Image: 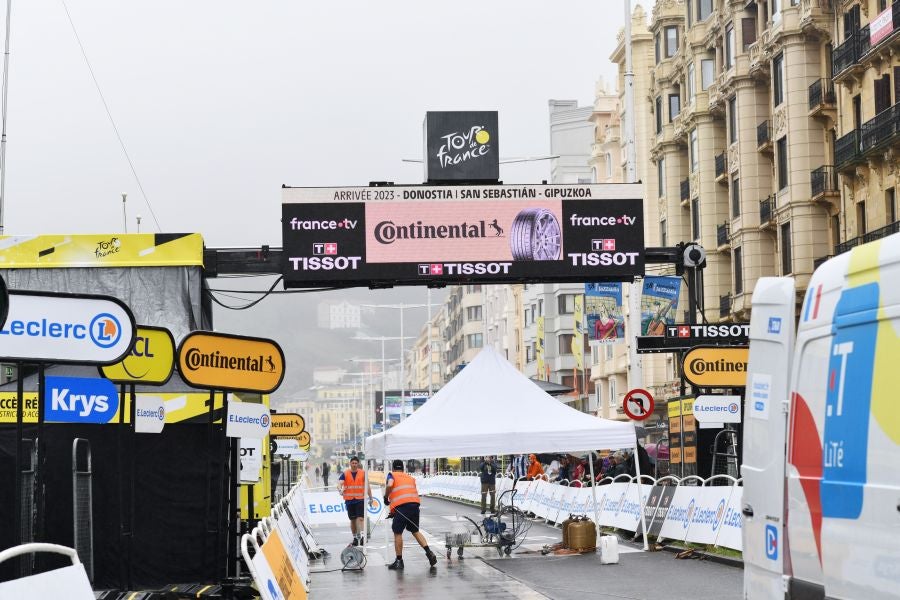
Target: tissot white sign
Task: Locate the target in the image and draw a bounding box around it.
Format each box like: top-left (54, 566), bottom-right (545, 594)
top-left (693, 395), bottom-right (742, 423)
top-left (0, 291), bottom-right (135, 364)
top-left (240, 438), bottom-right (263, 483)
top-left (225, 401), bottom-right (271, 439)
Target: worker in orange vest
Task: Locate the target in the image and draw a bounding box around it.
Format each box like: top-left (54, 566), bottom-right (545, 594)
top-left (384, 459), bottom-right (437, 570)
top-left (337, 456), bottom-right (374, 546)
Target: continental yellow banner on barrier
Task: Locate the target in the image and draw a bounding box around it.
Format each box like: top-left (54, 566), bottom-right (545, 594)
top-left (0, 391), bottom-right (234, 424)
top-left (0, 233), bottom-right (203, 268)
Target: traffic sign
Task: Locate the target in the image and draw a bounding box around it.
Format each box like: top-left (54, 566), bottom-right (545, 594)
top-left (270, 413), bottom-right (305, 437)
top-left (622, 388), bottom-right (654, 421)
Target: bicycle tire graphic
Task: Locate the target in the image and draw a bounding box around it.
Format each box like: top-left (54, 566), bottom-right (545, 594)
top-left (509, 208), bottom-right (561, 261)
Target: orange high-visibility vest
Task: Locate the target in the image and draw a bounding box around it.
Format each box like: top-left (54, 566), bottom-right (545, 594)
top-left (342, 469), bottom-right (365, 501)
top-left (387, 472), bottom-right (420, 509)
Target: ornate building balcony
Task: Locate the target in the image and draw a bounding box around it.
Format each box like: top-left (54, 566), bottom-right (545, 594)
top-left (834, 130), bottom-right (862, 171)
top-left (757, 120), bottom-right (772, 153)
top-left (808, 78), bottom-right (836, 119)
top-left (760, 194), bottom-right (776, 228)
top-left (811, 165), bottom-right (839, 202)
top-left (717, 222), bottom-right (730, 250)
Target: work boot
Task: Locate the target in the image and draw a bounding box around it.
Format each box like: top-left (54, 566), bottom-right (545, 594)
top-left (387, 557), bottom-right (404, 570)
top-left (425, 549), bottom-right (438, 568)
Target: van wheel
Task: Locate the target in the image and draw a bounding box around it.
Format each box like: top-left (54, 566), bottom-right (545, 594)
top-left (509, 208), bottom-right (561, 261)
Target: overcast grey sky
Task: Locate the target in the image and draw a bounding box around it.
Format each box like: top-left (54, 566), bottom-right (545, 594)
top-left (3, 1), bottom-right (632, 247)
top-left (3, 1), bottom-right (643, 396)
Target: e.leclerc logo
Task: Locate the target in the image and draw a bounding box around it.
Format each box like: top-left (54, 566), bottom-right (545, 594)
top-left (0, 311), bottom-right (122, 350)
top-left (44, 376), bottom-right (119, 424)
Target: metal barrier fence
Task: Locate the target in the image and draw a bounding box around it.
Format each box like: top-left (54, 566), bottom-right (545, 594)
top-left (421, 472), bottom-right (743, 552)
top-left (241, 481), bottom-right (321, 600)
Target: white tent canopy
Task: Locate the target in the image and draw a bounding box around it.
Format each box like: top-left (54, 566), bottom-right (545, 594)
top-left (364, 346), bottom-right (637, 460)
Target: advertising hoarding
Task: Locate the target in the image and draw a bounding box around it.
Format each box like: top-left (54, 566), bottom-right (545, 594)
top-left (682, 346), bottom-right (750, 388)
top-left (100, 326), bottom-right (175, 385)
top-left (226, 401), bottom-right (271, 439)
top-left (640, 276), bottom-right (681, 336)
top-left (0, 291), bottom-right (136, 364)
top-left (282, 184), bottom-right (644, 288)
top-left (177, 331), bottom-right (285, 393)
top-left (135, 395), bottom-right (166, 433)
top-left (0, 233), bottom-right (203, 268)
top-left (44, 376), bottom-right (120, 424)
top-left (585, 282), bottom-right (624, 343)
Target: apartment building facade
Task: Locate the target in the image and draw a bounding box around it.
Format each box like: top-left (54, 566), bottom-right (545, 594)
top-left (443, 284), bottom-right (486, 377)
top-left (829, 0), bottom-right (900, 260)
top-left (404, 309), bottom-right (446, 392)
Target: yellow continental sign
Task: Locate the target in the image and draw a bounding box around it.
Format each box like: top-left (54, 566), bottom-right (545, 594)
top-left (0, 391), bottom-right (227, 424)
top-left (270, 413), bottom-right (305, 437)
top-left (100, 326), bottom-right (175, 384)
top-left (0, 233), bottom-right (203, 268)
top-left (682, 346), bottom-right (750, 388)
top-left (177, 332), bottom-right (285, 393)
top-left (297, 431), bottom-right (311, 447)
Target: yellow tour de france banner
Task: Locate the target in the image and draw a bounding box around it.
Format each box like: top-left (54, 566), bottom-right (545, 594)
top-left (0, 391), bottom-right (271, 424)
top-left (0, 233), bottom-right (203, 268)
top-left (100, 326), bottom-right (176, 385)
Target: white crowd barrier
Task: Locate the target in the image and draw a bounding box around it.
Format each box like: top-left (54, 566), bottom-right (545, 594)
top-left (422, 473), bottom-right (743, 552)
top-left (242, 482), bottom-right (319, 600)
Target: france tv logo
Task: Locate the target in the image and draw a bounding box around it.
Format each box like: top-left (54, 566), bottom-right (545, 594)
top-left (89, 313), bottom-right (122, 349)
top-left (765, 524), bottom-right (778, 560)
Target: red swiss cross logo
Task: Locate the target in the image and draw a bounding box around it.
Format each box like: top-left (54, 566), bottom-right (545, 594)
top-left (678, 325), bottom-right (691, 337)
top-left (324, 243), bottom-right (338, 255)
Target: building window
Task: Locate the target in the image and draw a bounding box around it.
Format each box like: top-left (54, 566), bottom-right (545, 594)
top-left (466, 306), bottom-right (482, 321)
top-left (690, 129), bottom-right (699, 172)
top-left (734, 247), bottom-right (743, 295)
top-left (697, 0), bottom-right (712, 21)
top-left (605, 153), bottom-right (612, 178)
top-left (772, 0), bottom-right (780, 21)
top-left (655, 96), bottom-right (663, 134)
top-left (888, 188), bottom-right (897, 223)
top-left (832, 215), bottom-right (841, 249)
top-left (669, 93), bottom-right (681, 122)
top-left (526, 344), bottom-right (534, 362)
top-left (781, 222), bottom-right (793, 275)
top-left (731, 177), bottom-right (740, 218)
top-left (742, 18), bottom-right (757, 50)
top-left (777, 137), bottom-right (788, 190)
top-left (608, 377), bottom-right (617, 407)
top-left (725, 24), bottom-right (735, 69)
top-left (687, 62), bottom-right (696, 102)
top-left (728, 96), bottom-right (737, 144)
top-left (558, 294), bottom-right (577, 315)
top-left (773, 54), bottom-right (784, 106)
top-left (691, 197), bottom-right (701, 240)
top-left (665, 26), bottom-right (679, 58)
top-left (538, 299), bottom-right (543, 316)
top-left (701, 59), bottom-right (715, 90)
top-left (655, 33), bottom-right (661, 64)
top-left (857, 200), bottom-right (867, 235)
top-left (660, 218), bottom-right (668, 246)
top-left (466, 333), bottom-right (483, 349)
top-left (657, 158), bottom-right (665, 198)
top-left (558, 334), bottom-right (575, 355)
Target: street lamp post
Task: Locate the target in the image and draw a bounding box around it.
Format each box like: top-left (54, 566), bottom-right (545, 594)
top-left (362, 302), bottom-right (440, 422)
top-left (354, 334), bottom-right (413, 430)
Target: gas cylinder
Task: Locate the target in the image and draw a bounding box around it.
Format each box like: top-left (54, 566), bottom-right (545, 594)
top-left (567, 518), bottom-right (597, 552)
top-left (561, 514), bottom-right (577, 548)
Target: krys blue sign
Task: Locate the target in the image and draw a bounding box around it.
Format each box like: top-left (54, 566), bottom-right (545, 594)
top-left (44, 376), bottom-right (119, 424)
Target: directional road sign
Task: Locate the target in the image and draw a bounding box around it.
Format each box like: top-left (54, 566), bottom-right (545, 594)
top-left (622, 388), bottom-right (654, 421)
top-left (271, 413), bottom-right (305, 438)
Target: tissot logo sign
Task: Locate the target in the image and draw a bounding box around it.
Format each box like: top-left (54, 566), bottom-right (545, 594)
top-left (177, 331), bottom-right (285, 393)
top-left (282, 183), bottom-right (644, 288)
top-left (44, 375), bottom-right (119, 424)
top-left (0, 291), bottom-right (135, 364)
top-left (424, 111), bottom-right (499, 183)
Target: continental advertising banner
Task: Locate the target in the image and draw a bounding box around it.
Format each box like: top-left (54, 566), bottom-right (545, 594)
top-left (281, 184), bottom-right (644, 287)
top-left (0, 233), bottom-right (203, 268)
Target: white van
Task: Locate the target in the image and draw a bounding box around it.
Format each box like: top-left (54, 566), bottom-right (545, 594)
top-left (742, 233), bottom-right (900, 600)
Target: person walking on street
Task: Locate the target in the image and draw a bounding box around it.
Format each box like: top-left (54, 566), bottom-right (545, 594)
top-left (526, 454), bottom-right (544, 480)
top-left (479, 456), bottom-right (498, 514)
top-left (322, 461), bottom-right (331, 489)
top-left (337, 456), bottom-right (373, 546)
top-left (384, 459), bottom-right (438, 570)
top-left (314, 465), bottom-right (320, 481)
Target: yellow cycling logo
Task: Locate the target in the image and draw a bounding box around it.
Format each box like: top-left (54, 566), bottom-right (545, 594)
top-left (101, 326), bottom-right (175, 385)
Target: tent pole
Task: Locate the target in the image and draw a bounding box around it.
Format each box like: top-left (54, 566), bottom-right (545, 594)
top-left (383, 461), bottom-right (389, 558)
top-left (588, 454), bottom-right (600, 552)
top-left (634, 439), bottom-right (650, 551)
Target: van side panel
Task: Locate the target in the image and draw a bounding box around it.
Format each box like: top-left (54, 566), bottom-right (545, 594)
top-left (742, 277), bottom-right (796, 600)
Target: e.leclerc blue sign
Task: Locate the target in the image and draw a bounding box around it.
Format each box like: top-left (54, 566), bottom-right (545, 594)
top-left (44, 375), bottom-right (119, 424)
